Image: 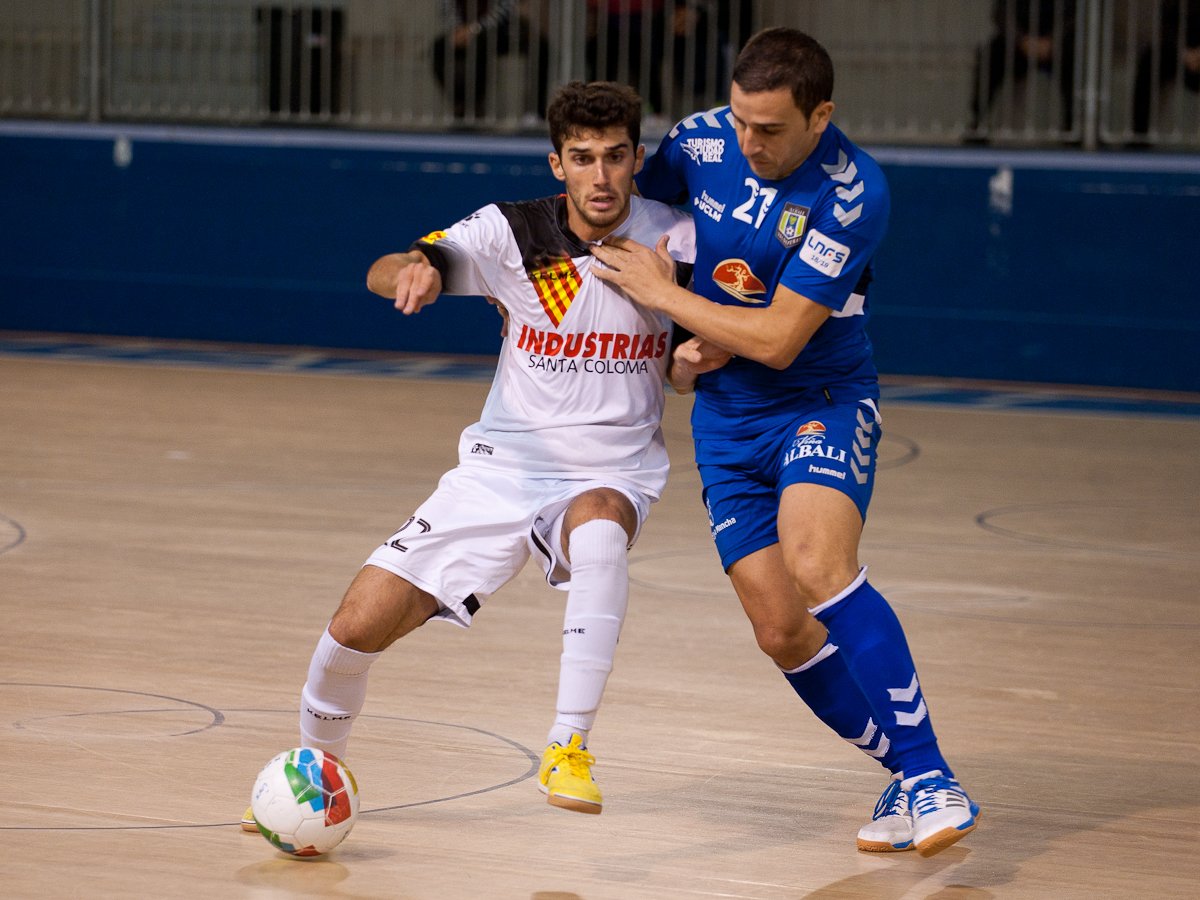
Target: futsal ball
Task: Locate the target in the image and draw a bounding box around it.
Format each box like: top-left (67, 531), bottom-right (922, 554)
top-left (249, 748), bottom-right (359, 857)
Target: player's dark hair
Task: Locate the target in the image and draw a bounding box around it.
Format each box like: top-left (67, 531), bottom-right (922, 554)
top-left (732, 27), bottom-right (834, 117)
top-left (547, 81), bottom-right (642, 154)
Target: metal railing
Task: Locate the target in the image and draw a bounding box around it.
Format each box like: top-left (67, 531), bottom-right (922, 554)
top-left (0, 0), bottom-right (1196, 148)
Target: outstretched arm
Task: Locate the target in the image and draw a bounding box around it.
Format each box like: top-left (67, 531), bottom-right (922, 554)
top-left (591, 236), bottom-right (831, 371)
top-left (365, 251), bottom-right (444, 315)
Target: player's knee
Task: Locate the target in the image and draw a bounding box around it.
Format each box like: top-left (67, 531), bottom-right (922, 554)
top-left (750, 617), bottom-right (825, 669)
top-left (564, 489), bottom-right (636, 539)
top-left (751, 623), bottom-right (791, 663)
top-left (786, 557), bottom-right (860, 609)
top-left (329, 581), bottom-right (437, 653)
top-left (327, 614), bottom-right (385, 654)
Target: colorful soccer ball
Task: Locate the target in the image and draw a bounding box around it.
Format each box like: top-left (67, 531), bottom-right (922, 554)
top-left (249, 748), bottom-right (359, 857)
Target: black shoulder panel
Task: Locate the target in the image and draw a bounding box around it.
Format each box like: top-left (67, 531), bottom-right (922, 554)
top-left (496, 196), bottom-right (590, 274)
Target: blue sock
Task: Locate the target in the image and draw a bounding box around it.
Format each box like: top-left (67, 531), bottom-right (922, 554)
top-left (781, 642), bottom-right (898, 771)
top-left (812, 569), bottom-right (951, 780)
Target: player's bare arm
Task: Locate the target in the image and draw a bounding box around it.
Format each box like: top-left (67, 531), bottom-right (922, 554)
top-left (368, 251), bottom-right (509, 331)
top-left (592, 236), bottom-right (832, 370)
top-left (667, 336), bottom-right (733, 394)
top-left (365, 250), bottom-right (444, 315)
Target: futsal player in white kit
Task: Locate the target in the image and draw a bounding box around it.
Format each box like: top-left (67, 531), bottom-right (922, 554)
top-left (243, 81), bottom-right (695, 824)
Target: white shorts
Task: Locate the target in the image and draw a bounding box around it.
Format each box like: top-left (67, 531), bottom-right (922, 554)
top-left (364, 464), bottom-right (652, 628)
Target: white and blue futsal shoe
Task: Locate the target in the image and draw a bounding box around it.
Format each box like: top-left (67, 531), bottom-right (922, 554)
top-left (857, 775), bottom-right (914, 852)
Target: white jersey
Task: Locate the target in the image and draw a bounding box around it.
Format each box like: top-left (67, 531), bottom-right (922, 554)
top-left (413, 194), bottom-right (696, 499)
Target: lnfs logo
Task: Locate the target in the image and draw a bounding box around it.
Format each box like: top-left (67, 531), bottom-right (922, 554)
top-left (799, 228), bottom-right (851, 278)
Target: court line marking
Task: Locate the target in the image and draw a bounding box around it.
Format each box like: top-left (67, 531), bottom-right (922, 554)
top-left (0, 688), bottom-right (538, 832)
top-left (0, 513), bottom-right (25, 557)
top-left (2, 335), bottom-right (1198, 419)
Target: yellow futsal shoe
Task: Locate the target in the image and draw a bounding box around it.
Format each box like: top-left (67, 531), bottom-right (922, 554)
top-left (241, 805), bottom-right (258, 833)
top-left (538, 734), bottom-right (602, 814)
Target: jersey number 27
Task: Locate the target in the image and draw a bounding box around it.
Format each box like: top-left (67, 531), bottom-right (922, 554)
top-left (732, 178), bottom-right (778, 229)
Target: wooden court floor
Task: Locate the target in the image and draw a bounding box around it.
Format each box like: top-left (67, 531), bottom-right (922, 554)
top-left (2, 337), bottom-right (1198, 899)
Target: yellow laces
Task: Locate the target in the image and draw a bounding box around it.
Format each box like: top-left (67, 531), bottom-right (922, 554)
top-left (551, 743), bottom-right (596, 777)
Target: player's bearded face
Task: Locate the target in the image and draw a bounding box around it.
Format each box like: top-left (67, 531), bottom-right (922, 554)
top-left (550, 127), bottom-right (645, 241)
top-left (731, 84), bottom-right (833, 181)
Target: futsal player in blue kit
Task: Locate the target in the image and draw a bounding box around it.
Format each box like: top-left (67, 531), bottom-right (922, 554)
top-left (591, 27), bottom-right (980, 856)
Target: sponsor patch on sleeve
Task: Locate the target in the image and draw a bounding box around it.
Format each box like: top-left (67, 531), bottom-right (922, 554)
top-left (798, 228), bottom-right (851, 278)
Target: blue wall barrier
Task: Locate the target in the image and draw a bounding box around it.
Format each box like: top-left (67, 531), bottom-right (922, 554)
top-left (2, 121), bottom-right (1198, 391)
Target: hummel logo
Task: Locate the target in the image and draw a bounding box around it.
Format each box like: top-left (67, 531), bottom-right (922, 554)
top-left (821, 149), bottom-right (858, 184)
top-left (848, 717), bottom-right (892, 759)
top-left (851, 408), bottom-right (875, 485)
top-left (822, 149), bottom-right (864, 226)
top-left (889, 674), bottom-right (929, 727)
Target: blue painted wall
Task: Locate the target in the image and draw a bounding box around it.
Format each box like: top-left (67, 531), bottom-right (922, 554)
top-left (2, 122), bottom-right (1198, 391)
top-left (870, 149), bottom-right (1200, 392)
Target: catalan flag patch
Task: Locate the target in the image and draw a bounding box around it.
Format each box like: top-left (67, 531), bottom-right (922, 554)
top-left (529, 257), bottom-right (581, 327)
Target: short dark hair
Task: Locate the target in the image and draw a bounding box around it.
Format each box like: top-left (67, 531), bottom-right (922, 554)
top-left (732, 27), bottom-right (834, 118)
top-left (546, 81), bottom-right (642, 154)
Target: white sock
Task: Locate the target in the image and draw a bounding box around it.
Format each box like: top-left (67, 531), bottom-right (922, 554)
top-left (299, 627), bottom-right (381, 760)
top-left (548, 519), bottom-right (629, 748)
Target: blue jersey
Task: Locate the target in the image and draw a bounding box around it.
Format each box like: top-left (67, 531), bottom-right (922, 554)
top-left (637, 110), bottom-right (890, 438)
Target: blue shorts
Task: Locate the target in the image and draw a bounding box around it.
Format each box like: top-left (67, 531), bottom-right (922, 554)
top-left (694, 398), bottom-right (882, 570)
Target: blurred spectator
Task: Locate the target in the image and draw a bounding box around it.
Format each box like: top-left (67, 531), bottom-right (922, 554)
top-left (969, 0), bottom-right (1079, 135)
top-left (587, 1), bottom-right (667, 112)
top-left (670, 3), bottom-right (709, 97)
top-left (586, 1), bottom-right (745, 116)
top-left (669, 1), bottom-right (746, 103)
top-left (1132, 0), bottom-right (1200, 136)
top-left (432, 0), bottom-right (550, 119)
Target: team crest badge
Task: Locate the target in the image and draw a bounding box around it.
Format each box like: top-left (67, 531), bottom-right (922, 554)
top-left (775, 203), bottom-right (810, 248)
top-left (712, 259), bottom-right (767, 304)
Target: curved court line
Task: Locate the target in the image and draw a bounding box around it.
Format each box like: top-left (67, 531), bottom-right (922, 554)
top-left (627, 548), bottom-right (731, 597)
top-left (3, 682), bottom-right (225, 735)
top-left (14, 707), bottom-right (229, 737)
top-left (882, 587), bottom-right (1200, 630)
top-left (1, 704), bottom-right (537, 832)
top-left (0, 513), bottom-right (27, 556)
top-left (337, 712), bottom-right (540, 815)
top-left (976, 501), bottom-right (1197, 560)
top-left (628, 434), bottom-right (919, 594)
top-left (886, 605), bottom-right (1200, 630)
top-left (878, 432), bottom-right (920, 470)
top-left (631, 544), bottom-right (1200, 629)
